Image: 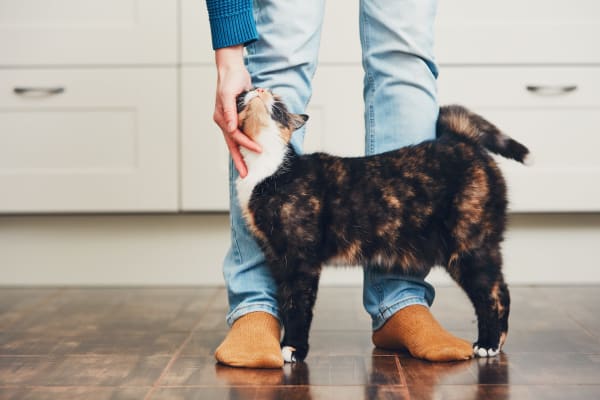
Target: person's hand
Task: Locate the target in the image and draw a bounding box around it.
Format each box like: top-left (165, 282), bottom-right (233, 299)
top-left (213, 45), bottom-right (261, 178)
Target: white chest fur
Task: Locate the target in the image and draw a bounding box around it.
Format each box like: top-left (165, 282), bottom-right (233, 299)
top-left (235, 121), bottom-right (288, 211)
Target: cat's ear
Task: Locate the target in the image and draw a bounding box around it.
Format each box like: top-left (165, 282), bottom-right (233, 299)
top-left (291, 114), bottom-right (309, 130)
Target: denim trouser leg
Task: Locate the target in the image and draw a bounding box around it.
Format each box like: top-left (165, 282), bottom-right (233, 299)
top-left (360, 0), bottom-right (439, 330)
top-left (224, 0), bottom-right (439, 331)
top-left (223, 0), bottom-right (325, 326)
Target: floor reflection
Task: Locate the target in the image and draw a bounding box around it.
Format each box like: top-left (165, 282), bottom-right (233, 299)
top-left (213, 352), bottom-right (510, 400)
top-left (400, 352), bottom-right (510, 400)
top-left (215, 362), bottom-right (313, 400)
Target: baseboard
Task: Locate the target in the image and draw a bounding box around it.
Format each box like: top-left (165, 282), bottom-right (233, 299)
top-left (1, 213), bottom-right (599, 285)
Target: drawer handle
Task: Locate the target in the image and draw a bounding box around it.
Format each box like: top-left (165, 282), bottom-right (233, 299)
top-left (526, 85), bottom-right (577, 96)
top-left (13, 87), bottom-right (65, 96)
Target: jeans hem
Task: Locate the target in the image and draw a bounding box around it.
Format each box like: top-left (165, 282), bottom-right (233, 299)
top-left (371, 296), bottom-right (430, 331)
top-left (226, 303), bottom-right (281, 327)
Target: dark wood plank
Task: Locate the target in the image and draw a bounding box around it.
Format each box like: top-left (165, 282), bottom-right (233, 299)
top-left (150, 386), bottom-right (410, 400)
top-left (0, 387), bottom-right (149, 400)
top-left (0, 355), bottom-right (170, 386)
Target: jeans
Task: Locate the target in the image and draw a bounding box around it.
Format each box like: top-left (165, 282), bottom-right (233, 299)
top-left (223, 0), bottom-right (438, 330)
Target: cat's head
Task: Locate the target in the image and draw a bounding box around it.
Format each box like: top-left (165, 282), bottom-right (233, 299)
top-left (236, 88), bottom-right (308, 144)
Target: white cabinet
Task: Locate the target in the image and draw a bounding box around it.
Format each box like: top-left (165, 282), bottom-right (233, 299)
top-left (0, 68), bottom-right (178, 212)
top-left (0, 0), bottom-right (178, 213)
top-left (0, 0), bottom-right (177, 65)
top-left (2, 0), bottom-right (599, 212)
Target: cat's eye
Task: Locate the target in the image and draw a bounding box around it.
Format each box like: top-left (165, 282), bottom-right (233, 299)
top-left (271, 101), bottom-right (290, 126)
top-left (236, 91), bottom-right (249, 113)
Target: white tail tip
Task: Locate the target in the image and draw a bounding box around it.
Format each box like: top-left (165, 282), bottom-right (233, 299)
top-left (523, 153), bottom-right (535, 166)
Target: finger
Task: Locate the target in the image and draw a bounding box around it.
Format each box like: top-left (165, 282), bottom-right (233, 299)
top-left (224, 134), bottom-right (248, 178)
top-left (222, 98), bottom-right (238, 134)
top-left (230, 129), bottom-right (262, 153)
top-left (213, 106), bottom-right (232, 133)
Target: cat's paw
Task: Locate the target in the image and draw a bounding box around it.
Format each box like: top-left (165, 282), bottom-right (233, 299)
top-left (473, 332), bottom-right (506, 358)
top-left (473, 344), bottom-right (500, 357)
top-left (281, 346), bottom-right (297, 363)
top-left (281, 342), bottom-right (308, 362)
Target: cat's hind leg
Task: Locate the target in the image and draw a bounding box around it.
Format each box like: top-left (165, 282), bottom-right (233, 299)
top-left (447, 245), bottom-right (510, 357)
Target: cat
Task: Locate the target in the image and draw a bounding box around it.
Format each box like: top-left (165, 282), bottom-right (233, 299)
top-left (235, 87), bottom-right (529, 363)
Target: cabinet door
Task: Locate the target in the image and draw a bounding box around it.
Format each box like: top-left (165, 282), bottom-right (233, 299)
top-left (0, 0), bottom-right (177, 65)
top-left (438, 67), bottom-right (600, 212)
top-left (0, 68), bottom-right (178, 212)
top-left (436, 0), bottom-right (600, 64)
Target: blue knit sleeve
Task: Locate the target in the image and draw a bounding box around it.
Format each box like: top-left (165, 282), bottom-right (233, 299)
top-left (205, 0), bottom-right (258, 50)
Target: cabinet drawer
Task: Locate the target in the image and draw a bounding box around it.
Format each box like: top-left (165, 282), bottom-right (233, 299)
top-left (0, 68), bottom-right (177, 212)
top-left (0, 0), bottom-right (177, 65)
top-left (436, 0), bottom-right (600, 64)
top-left (438, 67), bottom-right (600, 212)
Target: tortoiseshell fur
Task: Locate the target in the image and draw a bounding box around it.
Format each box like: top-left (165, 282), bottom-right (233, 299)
top-left (236, 89), bottom-right (529, 362)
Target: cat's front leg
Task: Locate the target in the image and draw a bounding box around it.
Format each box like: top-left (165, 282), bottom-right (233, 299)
top-left (276, 263), bottom-right (322, 363)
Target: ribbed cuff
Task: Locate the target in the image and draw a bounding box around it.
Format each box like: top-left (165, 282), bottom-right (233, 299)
top-left (210, 8), bottom-right (258, 50)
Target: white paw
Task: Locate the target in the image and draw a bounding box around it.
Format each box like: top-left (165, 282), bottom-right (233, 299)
top-left (473, 345), bottom-right (500, 357)
top-left (281, 346), bottom-right (297, 363)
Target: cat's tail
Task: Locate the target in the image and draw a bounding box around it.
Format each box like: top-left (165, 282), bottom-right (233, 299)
top-left (436, 105), bottom-right (530, 164)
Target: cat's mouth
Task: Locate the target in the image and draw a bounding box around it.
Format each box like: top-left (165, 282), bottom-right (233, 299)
top-left (236, 88), bottom-right (274, 113)
top-left (236, 88), bottom-right (276, 141)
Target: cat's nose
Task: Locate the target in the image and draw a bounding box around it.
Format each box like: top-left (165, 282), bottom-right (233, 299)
top-left (256, 88), bottom-right (265, 93)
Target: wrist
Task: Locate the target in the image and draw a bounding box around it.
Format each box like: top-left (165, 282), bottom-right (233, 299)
top-left (215, 45), bottom-right (245, 71)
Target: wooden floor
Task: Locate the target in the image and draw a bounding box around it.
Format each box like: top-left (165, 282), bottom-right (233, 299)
top-left (1, 285), bottom-right (599, 399)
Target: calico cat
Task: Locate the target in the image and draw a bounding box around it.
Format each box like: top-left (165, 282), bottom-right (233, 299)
top-left (235, 87), bottom-right (529, 363)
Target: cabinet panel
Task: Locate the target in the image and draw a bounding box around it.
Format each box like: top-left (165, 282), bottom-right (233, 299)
top-left (0, 68), bottom-right (178, 212)
top-left (438, 67), bottom-right (600, 212)
top-left (436, 0), bottom-right (600, 64)
top-left (180, 66), bottom-right (229, 211)
top-left (0, 0), bottom-right (177, 65)
top-left (180, 0), bottom-right (213, 64)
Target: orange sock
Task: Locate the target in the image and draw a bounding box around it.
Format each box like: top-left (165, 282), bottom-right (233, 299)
top-left (215, 312), bottom-right (284, 368)
top-left (372, 305), bottom-right (473, 362)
